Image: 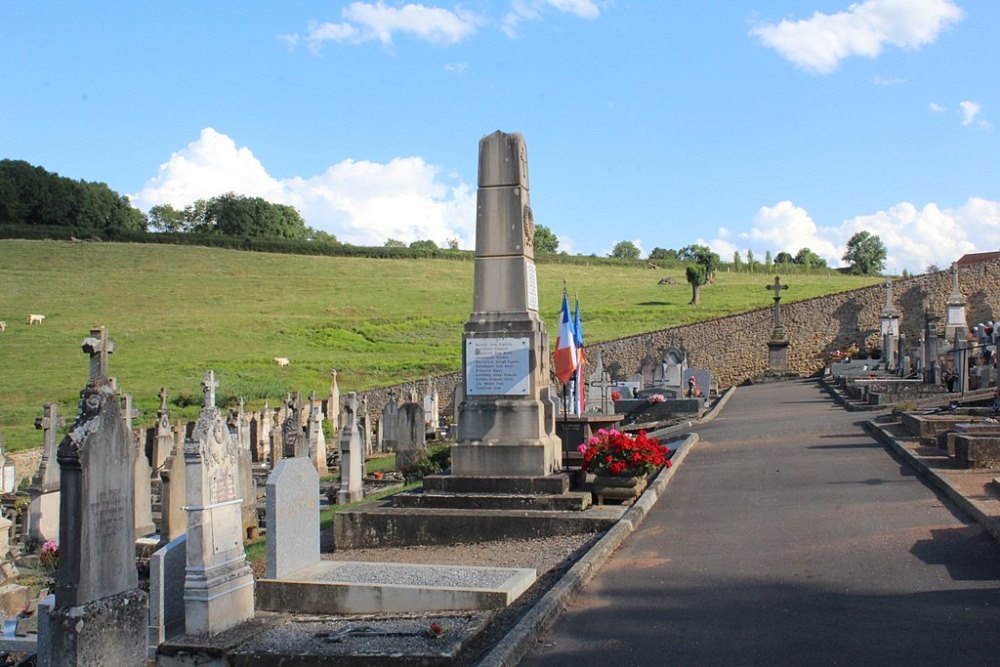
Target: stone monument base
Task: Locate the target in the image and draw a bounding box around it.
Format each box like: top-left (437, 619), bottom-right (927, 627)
top-left (450, 442), bottom-right (563, 480)
top-left (767, 338), bottom-right (790, 370)
top-left (423, 471), bottom-right (570, 495)
top-left (48, 589), bottom-right (148, 666)
top-left (184, 559), bottom-right (255, 636)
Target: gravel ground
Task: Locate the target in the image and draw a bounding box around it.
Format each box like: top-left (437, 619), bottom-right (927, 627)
top-left (249, 531), bottom-right (604, 665)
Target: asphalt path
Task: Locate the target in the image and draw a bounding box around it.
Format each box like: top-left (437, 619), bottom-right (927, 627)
top-left (520, 379), bottom-right (1000, 666)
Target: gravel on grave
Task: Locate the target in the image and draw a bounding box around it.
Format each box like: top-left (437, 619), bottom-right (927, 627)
top-left (245, 532), bottom-right (603, 665)
top-left (316, 561), bottom-right (521, 589)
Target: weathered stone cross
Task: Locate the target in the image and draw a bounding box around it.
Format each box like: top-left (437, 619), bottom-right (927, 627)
top-left (765, 276), bottom-right (789, 331)
top-left (34, 403), bottom-right (65, 450)
top-left (81, 326), bottom-right (114, 383)
top-left (202, 370), bottom-right (219, 408)
top-left (587, 369), bottom-right (614, 413)
top-left (158, 387), bottom-right (169, 414)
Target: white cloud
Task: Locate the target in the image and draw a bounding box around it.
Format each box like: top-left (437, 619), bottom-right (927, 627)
top-left (703, 197), bottom-right (1000, 275)
top-left (929, 102), bottom-right (946, 112)
top-left (960, 100), bottom-right (981, 125)
top-left (503, 0), bottom-right (600, 38)
top-left (131, 128), bottom-right (477, 248)
top-left (283, 2), bottom-right (480, 51)
top-left (751, 0), bottom-right (963, 74)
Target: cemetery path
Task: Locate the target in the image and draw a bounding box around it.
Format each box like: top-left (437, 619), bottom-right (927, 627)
top-left (520, 378), bottom-right (1000, 666)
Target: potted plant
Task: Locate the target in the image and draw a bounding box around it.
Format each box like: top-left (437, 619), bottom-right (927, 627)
top-left (577, 429), bottom-right (672, 502)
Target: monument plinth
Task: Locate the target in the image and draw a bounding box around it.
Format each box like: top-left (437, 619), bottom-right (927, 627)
top-left (445, 131), bottom-right (563, 490)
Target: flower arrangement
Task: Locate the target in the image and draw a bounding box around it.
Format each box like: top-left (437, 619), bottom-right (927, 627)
top-left (611, 390), bottom-right (622, 401)
top-left (39, 540), bottom-right (59, 572)
top-left (577, 428), bottom-right (671, 477)
top-left (647, 394), bottom-right (666, 404)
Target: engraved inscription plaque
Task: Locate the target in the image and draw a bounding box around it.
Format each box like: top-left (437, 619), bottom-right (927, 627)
top-left (525, 260), bottom-right (539, 311)
top-left (211, 502), bottom-right (243, 555)
top-left (466, 337), bottom-right (530, 395)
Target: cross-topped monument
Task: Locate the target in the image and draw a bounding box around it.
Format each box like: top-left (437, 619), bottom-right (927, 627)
top-left (766, 275), bottom-right (789, 334)
top-left (202, 370), bottom-right (219, 408)
top-left (158, 387), bottom-right (169, 416)
top-left (81, 326), bottom-right (114, 384)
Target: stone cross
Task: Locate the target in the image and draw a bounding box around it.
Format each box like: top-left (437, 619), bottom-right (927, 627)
top-left (765, 276), bottom-right (789, 331)
top-left (587, 369), bottom-right (614, 414)
top-left (202, 370), bottom-right (218, 408)
top-left (34, 403), bottom-right (65, 451)
top-left (158, 387), bottom-right (169, 416)
top-left (81, 326), bottom-right (114, 383)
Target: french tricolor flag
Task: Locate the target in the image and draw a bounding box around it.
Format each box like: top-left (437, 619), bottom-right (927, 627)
top-left (554, 289), bottom-right (578, 386)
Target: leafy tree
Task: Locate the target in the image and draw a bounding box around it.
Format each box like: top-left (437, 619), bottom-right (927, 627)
top-left (732, 251), bottom-right (742, 272)
top-left (691, 245), bottom-right (720, 280)
top-left (610, 240), bottom-right (640, 260)
top-left (409, 239), bottom-right (438, 251)
top-left (926, 264), bottom-right (940, 273)
top-left (774, 251), bottom-right (794, 265)
top-left (676, 244), bottom-right (700, 261)
top-left (446, 237), bottom-right (461, 250)
top-left (533, 224), bottom-right (559, 254)
top-left (795, 247), bottom-right (827, 269)
top-left (149, 204), bottom-right (187, 232)
top-left (764, 250), bottom-right (773, 272)
top-left (384, 238), bottom-right (406, 248)
top-left (842, 231), bottom-right (886, 275)
top-left (685, 264), bottom-right (707, 305)
top-left (648, 247), bottom-right (678, 261)
top-left (306, 228), bottom-right (338, 244)
top-left (746, 249), bottom-right (755, 272)
top-left (204, 193), bottom-right (308, 238)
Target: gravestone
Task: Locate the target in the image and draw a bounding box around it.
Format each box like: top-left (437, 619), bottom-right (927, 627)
top-left (682, 367), bottom-right (712, 398)
top-left (338, 393), bottom-right (364, 504)
top-left (944, 263), bottom-right (968, 342)
top-left (327, 369), bottom-right (341, 434)
top-left (133, 430), bottom-right (155, 538)
top-left (150, 388), bottom-right (174, 472)
top-left (0, 439), bottom-right (14, 493)
top-left (360, 396), bottom-right (373, 457)
top-left (229, 397), bottom-right (259, 541)
top-left (261, 402), bottom-right (275, 465)
top-left (656, 347), bottom-right (687, 388)
top-left (382, 393), bottom-right (400, 455)
top-left (423, 376), bottom-right (439, 433)
top-left (396, 402), bottom-right (427, 471)
top-left (450, 131), bottom-right (562, 487)
top-left (27, 403), bottom-right (63, 543)
top-left (880, 278), bottom-right (901, 369)
top-left (148, 534), bottom-right (186, 653)
top-left (585, 349), bottom-right (614, 414)
top-left (49, 327), bottom-right (147, 665)
top-left (182, 370), bottom-right (254, 635)
top-left (307, 394), bottom-right (329, 476)
top-left (281, 395), bottom-right (308, 459)
top-left (266, 457), bottom-right (320, 579)
top-left (158, 428), bottom-right (187, 546)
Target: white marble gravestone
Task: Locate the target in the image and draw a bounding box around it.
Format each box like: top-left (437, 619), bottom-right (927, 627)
top-left (182, 370), bottom-right (254, 635)
top-left (265, 457), bottom-right (320, 579)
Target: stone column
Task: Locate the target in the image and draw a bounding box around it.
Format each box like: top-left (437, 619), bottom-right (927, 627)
top-left (447, 131), bottom-right (563, 490)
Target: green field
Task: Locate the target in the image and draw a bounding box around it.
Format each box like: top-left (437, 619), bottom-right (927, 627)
top-left (0, 240), bottom-right (879, 451)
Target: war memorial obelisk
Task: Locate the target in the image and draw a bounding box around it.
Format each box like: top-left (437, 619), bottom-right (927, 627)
top-left (438, 131), bottom-right (565, 492)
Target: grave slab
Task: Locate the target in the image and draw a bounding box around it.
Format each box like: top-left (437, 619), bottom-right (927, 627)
top-left (256, 560), bottom-right (536, 614)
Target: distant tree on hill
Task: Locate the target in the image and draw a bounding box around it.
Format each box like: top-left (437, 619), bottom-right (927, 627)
top-left (764, 250), bottom-right (773, 272)
top-left (732, 251), bottom-right (742, 272)
top-left (446, 237), bottom-right (461, 250)
top-left (385, 238), bottom-right (406, 248)
top-left (795, 247), bottom-right (827, 269)
top-left (648, 247), bottom-right (679, 261)
top-left (533, 225), bottom-right (559, 254)
top-left (0, 159), bottom-right (146, 232)
top-left (610, 240), bottom-right (640, 260)
top-left (842, 231), bottom-right (886, 275)
top-left (409, 239), bottom-right (438, 251)
top-left (774, 251), bottom-right (794, 265)
top-left (203, 193), bottom-right (308, 239)
top-left (148, 204), bottom-right (188, 232)
top-left (746, 249), bottom-right (755, 272)
top-left (686, 264), bottom-right (707, 305)
top-left (691, 245), bottom-right (720, 280)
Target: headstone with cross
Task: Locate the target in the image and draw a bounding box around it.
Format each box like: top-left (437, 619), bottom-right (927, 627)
top-left (307, 395), bottom-right (329, 475)
top-left (27, 403), bottom-right (65, 542)
top-left (33, 403), bottom-right (64, 491)
top-left (585, 350), bottom-right (615, 413)
top-left (327, 369), bottom-right (341, 433)
top-left (81, 326), bottom-right (114, 385)
top-left (338, 392), bottom-right (363, 504)
top-left (49, 327), bottom-right (147, 664)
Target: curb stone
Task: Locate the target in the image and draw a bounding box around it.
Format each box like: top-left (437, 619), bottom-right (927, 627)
top-left (477, 431), bottom-right (699, 667)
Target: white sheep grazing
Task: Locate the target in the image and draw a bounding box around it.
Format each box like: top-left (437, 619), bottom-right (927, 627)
top-left (273, 357), bottom-right (290, 367)
top-left (0, 321), bottom-right (6, 332)
top-left (27, 314), bottom-right (45, 325)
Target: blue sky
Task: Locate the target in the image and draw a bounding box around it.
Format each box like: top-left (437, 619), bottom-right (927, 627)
top-left (2, 0), bottom-right (996, 273)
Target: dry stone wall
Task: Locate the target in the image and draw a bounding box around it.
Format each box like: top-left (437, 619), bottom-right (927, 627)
top-left (354, 260), bottom-right (1000, 416)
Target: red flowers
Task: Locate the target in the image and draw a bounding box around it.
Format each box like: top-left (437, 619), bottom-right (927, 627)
top-left (577, 428), bottom-right (671, 477)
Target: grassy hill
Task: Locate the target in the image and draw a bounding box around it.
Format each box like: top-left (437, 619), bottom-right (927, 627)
top-left (0, 240), bottom-right (880, 451)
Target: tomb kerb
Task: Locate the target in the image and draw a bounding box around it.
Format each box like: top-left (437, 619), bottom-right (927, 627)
top-left (449, 131), bottom-right (562, 488)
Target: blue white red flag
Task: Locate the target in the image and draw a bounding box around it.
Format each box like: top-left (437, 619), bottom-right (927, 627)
top-left (554, 290), bottom-right (578, 386)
